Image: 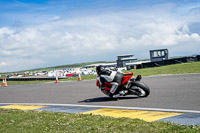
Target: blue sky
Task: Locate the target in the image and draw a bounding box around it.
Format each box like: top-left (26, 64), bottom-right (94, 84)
top-left (0, 0), bottom-right (200, 72)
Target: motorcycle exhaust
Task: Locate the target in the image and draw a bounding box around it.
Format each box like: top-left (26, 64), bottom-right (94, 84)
top-left (135, 75), bottom-right (142, 81)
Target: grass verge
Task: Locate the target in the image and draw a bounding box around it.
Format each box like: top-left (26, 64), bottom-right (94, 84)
top-left (1, 61), bottom-right (200, 85)
top-left (125, 61), bottom-right (200, 76)
top-left (2, 80), bottom-right (53, 85)
top-left (0, 109), bottom-right (199, 133)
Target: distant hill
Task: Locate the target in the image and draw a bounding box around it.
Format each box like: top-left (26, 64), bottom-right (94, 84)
top-left (1, 61), bottom-right (115, 74)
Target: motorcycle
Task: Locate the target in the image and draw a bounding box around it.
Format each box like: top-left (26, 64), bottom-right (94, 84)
top-left (96, 73), bottom-right (150, 98)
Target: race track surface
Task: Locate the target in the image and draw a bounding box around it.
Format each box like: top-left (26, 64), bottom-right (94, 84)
top-left (1, 73), bottom-right (200, 111)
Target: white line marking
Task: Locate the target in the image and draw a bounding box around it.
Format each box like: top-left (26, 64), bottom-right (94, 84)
top-left (1, 103), bottom-right (200, 113)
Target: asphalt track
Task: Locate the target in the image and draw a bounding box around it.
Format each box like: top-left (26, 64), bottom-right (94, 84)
top-left (0, 73), bottom-right (200, 125)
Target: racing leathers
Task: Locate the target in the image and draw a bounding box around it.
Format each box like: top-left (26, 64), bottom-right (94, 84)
top-left (97, 68), bottom-right (124, 97)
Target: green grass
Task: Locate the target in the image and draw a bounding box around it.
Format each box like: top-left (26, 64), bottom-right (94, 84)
top-left (59, 61), bottom-right (200, 80)
top-left (0, 109), bottom-right (199, 133)
top-left (1, 61), bottom-right (200, 85)
top-left (1, 76), bottom-right (97, 85)
top-left (63, 75), bottom-right (96, 81)
top-left (3, 80), bottom-right (54, 85)
top-left (125, 61), bottom-right (200, 76)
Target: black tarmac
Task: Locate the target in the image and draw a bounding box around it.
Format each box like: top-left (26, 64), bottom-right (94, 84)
top-left (0, 73), bottom-right (200, 111)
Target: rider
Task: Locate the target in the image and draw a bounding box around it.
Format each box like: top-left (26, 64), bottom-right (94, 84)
top-left (96, 65), bottom-right (126, 98)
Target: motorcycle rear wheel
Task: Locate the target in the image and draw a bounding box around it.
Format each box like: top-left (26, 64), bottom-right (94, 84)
top-left (130, 81), bottom-right (150, 97)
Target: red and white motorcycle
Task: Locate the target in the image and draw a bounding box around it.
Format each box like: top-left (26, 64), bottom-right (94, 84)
top-left (96, 73), bottom-right (150, 98)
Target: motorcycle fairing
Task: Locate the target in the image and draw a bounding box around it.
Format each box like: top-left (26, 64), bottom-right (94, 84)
top-left (121, 73), bottom-right (134, 85)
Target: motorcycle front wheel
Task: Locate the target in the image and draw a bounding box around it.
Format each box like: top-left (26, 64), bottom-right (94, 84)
top-left (129, 81), bottom-right (150, 97)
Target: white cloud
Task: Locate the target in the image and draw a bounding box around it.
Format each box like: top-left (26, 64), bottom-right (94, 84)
top-left (0, 3), bottom-right (200, 72)
top-left (49, 16), bottom-right (61, 21)
top-left (0, 27), bottom-right (15, 35)
top-left (0, 62), bottom-right (7, 66)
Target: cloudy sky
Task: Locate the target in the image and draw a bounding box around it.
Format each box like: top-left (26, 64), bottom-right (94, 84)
top-left (0, 0), bottom-right (200, 72)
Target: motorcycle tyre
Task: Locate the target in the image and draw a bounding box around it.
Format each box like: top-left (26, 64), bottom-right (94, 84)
top-left (130, 81), bottom-right (150, 97)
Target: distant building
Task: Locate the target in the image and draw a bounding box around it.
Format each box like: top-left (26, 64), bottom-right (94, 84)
top-left (116, 54), bottom-right (137, 68)
top-left (84, 63), bottom-right (117, 69)
top-left (150, 49), bottom-right (169, 62)
top-left (125, 60), bottom-right (150, 70)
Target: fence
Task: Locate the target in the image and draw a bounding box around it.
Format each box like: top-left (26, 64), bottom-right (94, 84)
top-left (142, 55), bottom-right (200, 68)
